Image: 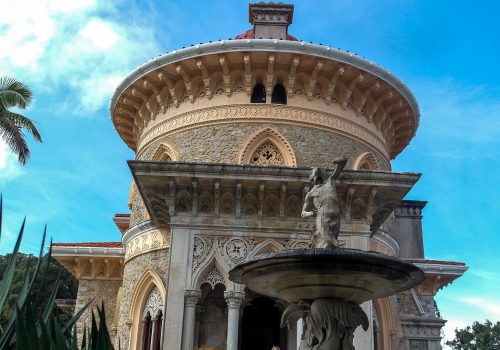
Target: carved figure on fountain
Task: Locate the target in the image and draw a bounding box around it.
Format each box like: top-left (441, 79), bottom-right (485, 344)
top-left (301, 158), bottom-right (348, 248)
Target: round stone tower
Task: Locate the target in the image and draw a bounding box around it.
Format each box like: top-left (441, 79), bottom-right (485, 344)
top-left (109, 3), bottom-right (431, 350)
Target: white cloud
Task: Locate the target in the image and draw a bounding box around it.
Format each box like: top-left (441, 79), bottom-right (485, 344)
top-left (460, 297), bottom-right (500, 319)
top-left (0, 141), bottom-right (24, 184)
top-left (0, 0), bottom-right (160, 113)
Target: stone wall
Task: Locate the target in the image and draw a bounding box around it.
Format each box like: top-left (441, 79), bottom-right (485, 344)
top-left (74, 279), bottom-right (123, 342)
top-left (138, 122), bottom-right (389, 170)
top-left (117, 249), bottom-right (170, 349)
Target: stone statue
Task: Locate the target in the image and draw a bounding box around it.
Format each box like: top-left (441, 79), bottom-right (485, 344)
top-left (301, 158), bottom-right (347, 248)
top-left (281, 299), bottom-right (368, 350)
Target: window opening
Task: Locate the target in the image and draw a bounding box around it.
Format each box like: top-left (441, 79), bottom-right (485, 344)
top-left (251, 83), bottom-right (266, 103)
top-left (271, 83), bottom-right (287, 104)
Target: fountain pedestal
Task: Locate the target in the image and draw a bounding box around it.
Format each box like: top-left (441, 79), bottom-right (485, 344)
top-left (229, 248), bottom-right (424, 350)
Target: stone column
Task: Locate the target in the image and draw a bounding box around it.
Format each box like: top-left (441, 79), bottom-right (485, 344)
top-left (296, 318), bottom-right (303, 350)
top-left (193, 306), bottom-right (204, 348)
top-left (224, 291), bottom-right (245, 350)
top-left (181, 289), bottom-right (201, 350)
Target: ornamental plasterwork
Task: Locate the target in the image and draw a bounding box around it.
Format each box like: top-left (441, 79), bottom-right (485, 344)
top-left (143, 287), bottom-right (163, 318)
top-left (250, 142), bottom-right (285, 165)
top-left (192, 235), bottom-right (309, 276)
top-left (137, 105), bottom-right (389, 160)
top-left (200, 266), bottom-right (225, 289)
top-left (125, 228), bottom-right (170, 262)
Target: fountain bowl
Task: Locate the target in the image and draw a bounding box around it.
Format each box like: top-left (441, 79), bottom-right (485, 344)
top-left (229, 248), bottom-right (424, 305)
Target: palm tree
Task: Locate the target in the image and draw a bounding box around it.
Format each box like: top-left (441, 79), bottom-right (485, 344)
top-left (0, 77), bottom-right (42, 165)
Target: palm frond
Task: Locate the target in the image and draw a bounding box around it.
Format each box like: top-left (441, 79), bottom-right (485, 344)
top-left (0, 109), bottom-right (42, 142)
top-left (0, 117), bottom-right (30, 164)
top-left (0, 77), bottom-right (32, 110)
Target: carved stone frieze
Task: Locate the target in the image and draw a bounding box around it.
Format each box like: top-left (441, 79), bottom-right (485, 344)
top-left (137, 105), bottom-right (389, 159)
top-left (125, 228), bottom-right (170, 262)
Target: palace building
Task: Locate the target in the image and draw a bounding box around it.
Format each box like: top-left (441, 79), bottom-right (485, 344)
top-left (52, 3), bottom-right (467, 350)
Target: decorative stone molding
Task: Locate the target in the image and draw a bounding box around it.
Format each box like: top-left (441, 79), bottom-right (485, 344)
top-left (238, 127), bottom-right (297, 166)
top-left (111, 40), bottom-right (419, 159)
top-left (143, 287), bottom-right (163, 317)
top-left (191, 235), bottom-right (309, 290)
top-left (125, 228), bottom-right (170, 262)
top-left (151, 143), bottom-right (178, 161)
top-left (200, 266), bottom-right (226, 289)
top-left (137, 105), bottom-right (390, 161)
top-left (353, 151), bottom-right (381, 170)
top-left (184, 289), bottom-right (202, 306)
top-left (224, 291), bottom-right (245, 309)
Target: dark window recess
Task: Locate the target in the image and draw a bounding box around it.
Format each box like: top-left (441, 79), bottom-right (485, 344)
top-left (251, 83), bottom-right (266, 103)
top-left (271, 84), bottom-right (287, 104)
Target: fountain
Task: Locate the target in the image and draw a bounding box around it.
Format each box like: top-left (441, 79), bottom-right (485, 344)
top-left (229, 159), bottom-right (424, 350)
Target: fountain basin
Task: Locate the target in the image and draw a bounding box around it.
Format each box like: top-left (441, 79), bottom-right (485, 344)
top-left (229, 248), bottom-right (424, 305)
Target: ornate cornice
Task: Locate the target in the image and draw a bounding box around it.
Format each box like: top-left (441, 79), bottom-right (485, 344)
top-left (111, 40), bottom-right (419, 159)
top-left (124, 227), bottom-right (170, 263)
top-left (137, 104), bottom-right (390, 161)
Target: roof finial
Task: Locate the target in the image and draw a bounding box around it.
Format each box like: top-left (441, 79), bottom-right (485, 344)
top-left (249, 2), bottom-right (294, 40)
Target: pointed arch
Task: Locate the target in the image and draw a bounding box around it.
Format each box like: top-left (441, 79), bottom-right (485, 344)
top-left (373, 297), bottom-right (394, 350)
top-left (249, 239), bottom-right (284, 258)
top-left (152, 143), bottom-right (178, 161)
top-left (128, 269), bottom-right (166, 350)
top-left (192, 257), bottom-right (229, 290)
top-left (238, 128), bottom-right (297, 167)
top-left (353, 152), bottom-right (381, 170)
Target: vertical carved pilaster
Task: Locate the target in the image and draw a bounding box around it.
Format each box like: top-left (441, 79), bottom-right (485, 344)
top-left (168, 178), bottom-right (176, 217)
top-left (258, 182), bottom-right (265, 219)
top-left (214, 180), bottom-right (220, 217)
top-left (345, 186), bottom-right (355, 223)
top-left (367, 188), bottom-right (378, 225)
top-left (235, 183), bottom-right (242, 219)
top-left (280, 182), bottom-right (287, 218)
top-left (192, 179), bottom-right (198, 216)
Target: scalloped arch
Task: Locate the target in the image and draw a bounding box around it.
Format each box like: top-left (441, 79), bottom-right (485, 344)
top-left (238, 128), bottom-right (297, 166)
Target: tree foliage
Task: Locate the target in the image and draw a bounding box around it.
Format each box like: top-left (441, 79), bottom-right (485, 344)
top-left (0, 253), bottom-right (78, 327)
top-left (446, 319), bottom-right (500, 350)
top-left (0, 197), bottom-right (114, 349)
top-left (0, 76), bottom-right (42, 164)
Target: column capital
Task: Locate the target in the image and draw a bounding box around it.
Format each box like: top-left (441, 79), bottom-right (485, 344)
top-left (184, 289), bottom-right (202, 306)
top-left (224, 291), bottom-right (245, 309)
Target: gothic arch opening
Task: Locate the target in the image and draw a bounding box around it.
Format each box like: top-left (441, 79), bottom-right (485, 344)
top-left (271, 83), bottom-right (287, 104)
top-left (152, 143), bottom-right (177, 161)
top-left (239, 128), bottom-right (297, 167)
top-left (195, 283), bottom-right (228, 349)
top-left (251, 83), bottom-right (266, 103)
top-left (128, 270), bottom-right (166, 350)
top-left (373, 298), bottom-right (394, 350)
top-left (353, 152), bottom-right (381, 170)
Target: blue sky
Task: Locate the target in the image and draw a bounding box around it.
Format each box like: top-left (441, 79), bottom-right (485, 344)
top-left (0, 0), bottom-right (498, 345)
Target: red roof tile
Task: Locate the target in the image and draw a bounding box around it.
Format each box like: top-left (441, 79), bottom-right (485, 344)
top-left (235, 29), bottom-right (298, 41)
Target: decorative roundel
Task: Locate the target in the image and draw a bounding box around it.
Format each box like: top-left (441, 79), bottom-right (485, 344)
top-left (193, 237), bottom-right (206, 258)
top-left (225, 239), bottom-right (248, 261)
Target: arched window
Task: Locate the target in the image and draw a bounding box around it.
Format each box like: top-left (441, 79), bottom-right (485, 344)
top-left (239, 128), bottom-right (297, 167)
top-left (142, 312), bottom-right (152, 350)
top-left (271, 84), bottom-right (287, 104)
top-left (251, 83), bottom-right (266, 103)
top-left (141, 287), bottom-right (164, 350)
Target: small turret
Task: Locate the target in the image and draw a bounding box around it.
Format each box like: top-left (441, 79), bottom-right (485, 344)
top-left (249, 2), bottom-right (294, 40)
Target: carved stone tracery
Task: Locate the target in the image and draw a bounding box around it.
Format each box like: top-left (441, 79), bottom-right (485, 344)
top-left (143, 287), bottom-right (163, 317)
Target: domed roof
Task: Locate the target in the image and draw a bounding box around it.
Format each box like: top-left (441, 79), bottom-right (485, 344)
top-left (235, 28), bottom-right (299, 41)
